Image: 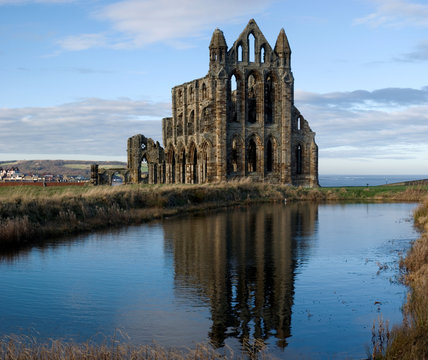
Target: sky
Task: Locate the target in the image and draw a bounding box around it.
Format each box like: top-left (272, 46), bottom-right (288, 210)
top-left (0, 0), bottom-right (427, 175)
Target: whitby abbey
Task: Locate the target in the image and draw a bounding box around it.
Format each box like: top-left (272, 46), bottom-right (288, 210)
top-left (92, 20), bottom-right (319, 187)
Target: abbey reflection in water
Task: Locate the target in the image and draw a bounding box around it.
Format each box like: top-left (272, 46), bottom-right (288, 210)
top-left (162, 203), bottom-right (318, 348)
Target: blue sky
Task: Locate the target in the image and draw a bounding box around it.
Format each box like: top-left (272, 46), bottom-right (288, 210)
top-left (0, 0), bottom-right (427, 174)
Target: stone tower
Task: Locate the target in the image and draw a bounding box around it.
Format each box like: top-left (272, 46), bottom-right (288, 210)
top-left (127, 19), bottom-right (318, 186)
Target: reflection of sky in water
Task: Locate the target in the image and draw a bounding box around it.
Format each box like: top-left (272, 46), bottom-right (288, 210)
top-left (287, 203), bottom-right (416, 359)
top-left (0, 203), bottom-right (419, 359)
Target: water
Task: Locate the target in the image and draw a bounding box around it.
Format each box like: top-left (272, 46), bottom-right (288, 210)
top-left (0, 203), bottom-right (419, 359)
top-left (319, 174), bottom-right (428, 187)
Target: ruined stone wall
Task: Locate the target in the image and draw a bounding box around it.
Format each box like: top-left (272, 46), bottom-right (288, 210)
top-left (111, 20), bottom-right (318, 187)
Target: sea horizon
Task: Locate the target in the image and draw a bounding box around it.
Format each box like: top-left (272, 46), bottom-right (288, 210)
top-left (319, 174), bottom-right (428, 187)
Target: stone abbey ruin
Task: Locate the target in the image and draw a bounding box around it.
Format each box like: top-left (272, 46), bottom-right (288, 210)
top-left (92, 19), bottom-right (318, 187)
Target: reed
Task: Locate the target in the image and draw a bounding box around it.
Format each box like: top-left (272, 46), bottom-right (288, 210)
top-left (1, 183), bottom-right (427, 247)
top-left (0, 335), bottom-right (272, 360)
top-left (373, 195), bottom-right (428, 359)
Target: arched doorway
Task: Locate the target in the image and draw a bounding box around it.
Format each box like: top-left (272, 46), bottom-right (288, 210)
top-left (141, 155), bottom-right (148, 183)
top-left (111, 172), bottom-right (125, 186)
top-left (228, 136), bottom-right (243, 175)
top-left (248, 139), bottom-right (257, 173)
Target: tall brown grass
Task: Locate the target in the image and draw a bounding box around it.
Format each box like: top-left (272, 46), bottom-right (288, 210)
top-left (0, 335), bottom-right (273, 360)
top-left (1, 183), bottom-right (427, 247)
top-left (0, 183), bottom-right (284, 246)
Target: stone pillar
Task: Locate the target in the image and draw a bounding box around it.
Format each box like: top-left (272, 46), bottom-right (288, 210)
top-left (215, 76), bottom-right (227, 182)
top-left (280, 76), bottom-right (293, 185)
top-left (127, 134), bottom-right (143, 184)
top-left (90, 164), bottom-right (98, 185)
top-left (310, 140), bottom-right (319, 187)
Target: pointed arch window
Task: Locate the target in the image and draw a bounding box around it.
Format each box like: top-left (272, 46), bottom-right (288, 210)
top-left (188, 111), bottom-right (194, 135)
top-left (248, 139), bottom-right (257, 173)
top-left (247, 74), bottom-right (257, 123)
top-left (201, 83), bottom-right (207, 100)
top-left (261, 46), bottom-right (266, 63)
top-left (265, 75), bottom-right (274, 124)
top-left (228, 74), bottom-right (238, 123)
top-left (237, 44), bottom-right (243, 62)
top-left (248, 33), bottom-right (255, 62)
top-left (202, 106), bottom-right (210, 131)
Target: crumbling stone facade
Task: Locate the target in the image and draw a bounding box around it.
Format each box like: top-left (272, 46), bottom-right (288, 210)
top-left (94, 19), bottom-right (319, 186)
top-left (90, 164), bottom-right (131, 185)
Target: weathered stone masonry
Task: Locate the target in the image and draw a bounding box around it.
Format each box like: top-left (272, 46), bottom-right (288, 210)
top-left (92, 20), bottom-right (319, 187)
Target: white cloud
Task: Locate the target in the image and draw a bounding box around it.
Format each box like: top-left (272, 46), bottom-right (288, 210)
top-left (295, 87), bottom-right (428, 171)
top-left (57, 0), bottom-right (273, 51)
top-left (2, 87), bottom-right (427, 173)
top-left (57, 33), bottom-right (109, 51)
top-left (354, 0), bottom-right (428, 28)
top-left (0, 98), bottom-right (168, 156)
top-left (295, 87), bottom-right (428, 109)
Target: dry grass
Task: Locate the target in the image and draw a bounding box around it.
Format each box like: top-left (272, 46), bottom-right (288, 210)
top-left (371, 316), bottom-right (390, 359)
top-left (1, 182), bottom-right (427, 248)
top-left (374, 195), bottom-right (428, 359)
top-left (0, 183), bottom-right (285, 246)
top-left (0, 335), bottom-right (273, 360)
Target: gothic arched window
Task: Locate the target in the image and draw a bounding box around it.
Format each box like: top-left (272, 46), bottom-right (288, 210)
top-left (248, 139), bottom-right (257, 172)
top-left (229, 75), bottom-right (238, 123)
top-left (248, 33), bottom-right (255, 62)
top-left (265, 75), bottom-right (274, 124)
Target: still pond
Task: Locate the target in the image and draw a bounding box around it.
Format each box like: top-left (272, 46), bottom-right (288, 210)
top-left (0, 202), bottom-right (419, 359)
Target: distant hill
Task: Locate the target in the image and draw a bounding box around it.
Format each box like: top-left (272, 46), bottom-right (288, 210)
top-left (0, 160), bottom-right (127, 178)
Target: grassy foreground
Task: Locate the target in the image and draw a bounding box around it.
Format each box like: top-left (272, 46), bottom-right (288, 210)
top-left (372, 196), bottom-right (428, 359)
top-left (0, 335), bottom-right (271, 360)
top-left (1, 182), bottom-right (428, 247)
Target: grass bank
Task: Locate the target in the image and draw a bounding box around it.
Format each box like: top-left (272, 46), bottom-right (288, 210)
top-left (1, 182), bottom-right (428, 247)
top-left (372, 196), bottom-right (428, 359)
